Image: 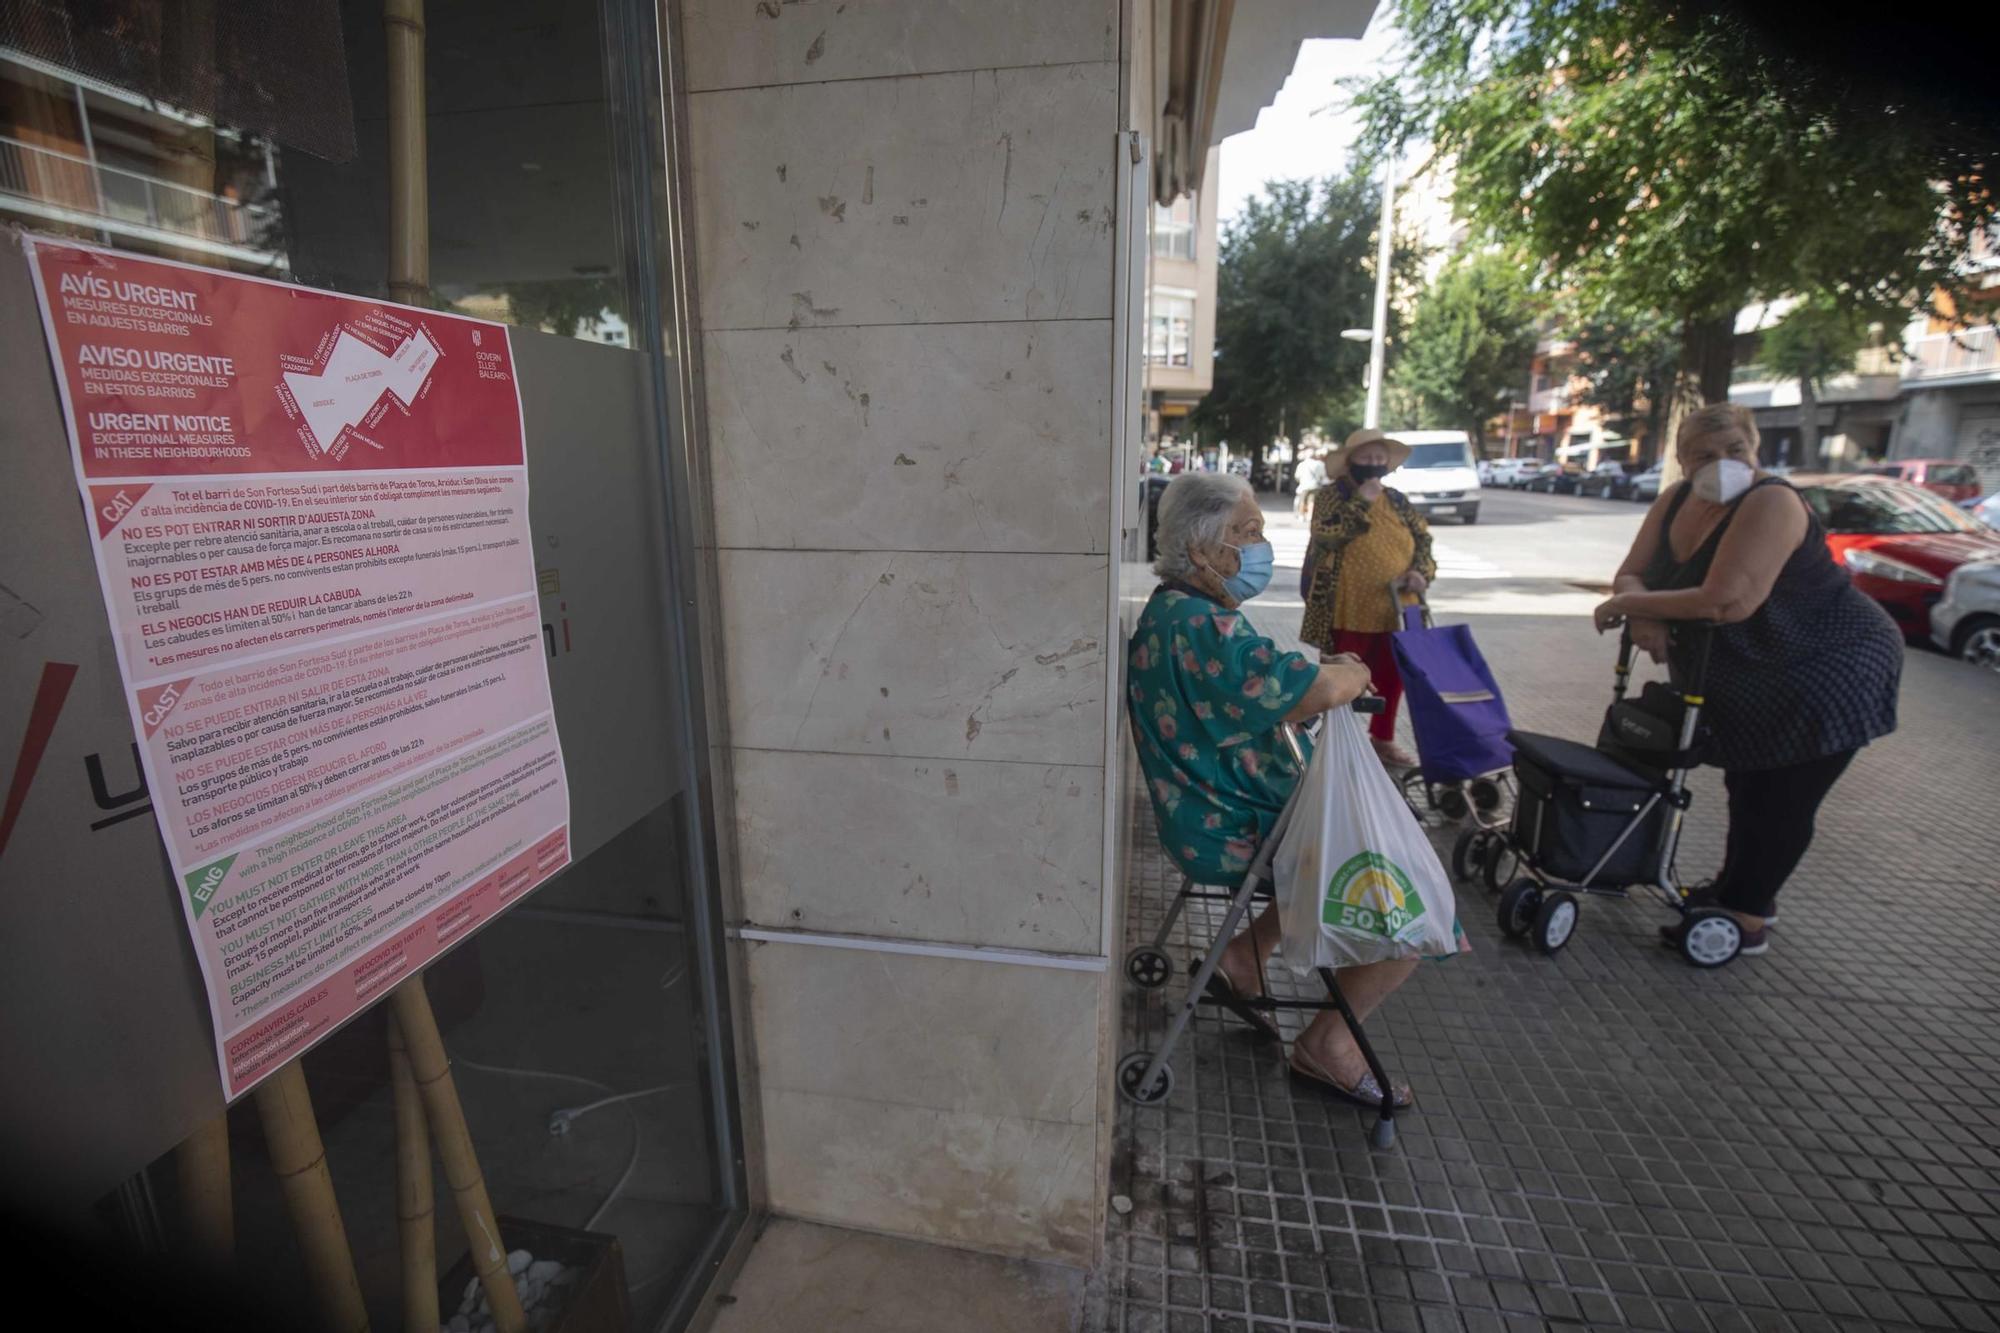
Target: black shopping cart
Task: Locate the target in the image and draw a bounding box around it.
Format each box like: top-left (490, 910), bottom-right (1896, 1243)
top-left (1459, 621), bottom-right (1750, 966)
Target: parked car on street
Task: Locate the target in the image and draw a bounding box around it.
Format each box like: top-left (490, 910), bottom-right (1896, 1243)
top-left (1629, 465), bottom-right (1664, 503)
top-left (1525, 463), bottom-right (1585, 494)
top-left (1862, 459), bottom-right (1983, 504)
top-left (1384, 429), bottom-right (1483, 524)
top-left (1796, 475), bottom-right (2000, 639)
top-left (1578, 460), bottom-right (1641, 499)
top-left (1931, 558), bottom-right (2000, 674)
top-left (1505, 459), bottom-right (1555, 488)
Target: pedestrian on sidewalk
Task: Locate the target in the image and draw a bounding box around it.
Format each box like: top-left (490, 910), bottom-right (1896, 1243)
top-left (1593, 403), bottom-right (1901, 955)
top-left (1292, 445), bottom-right (1328, 518)
top-left (1299, 428), bottom-right (1436, 769)
top-left (1129, 471), bottom-right (1425, 1107)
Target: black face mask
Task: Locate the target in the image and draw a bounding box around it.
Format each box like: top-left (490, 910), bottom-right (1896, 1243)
top-left (1348, 463), bottom-right (1389, 483)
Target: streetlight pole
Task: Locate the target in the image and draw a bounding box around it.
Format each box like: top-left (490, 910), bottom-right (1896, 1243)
top-left (1363, 151), bottom-right (1396, 429)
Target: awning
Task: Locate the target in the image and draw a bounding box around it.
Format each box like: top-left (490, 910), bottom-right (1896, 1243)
top-left (1150, 0), bottom-right (1380, 203)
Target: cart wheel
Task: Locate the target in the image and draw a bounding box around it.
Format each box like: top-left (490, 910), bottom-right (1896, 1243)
top-left (1468, 776), bottom-right (1503, 814)
top-left (1533, 890), bottom-right (1580, 954)
top-left (1497, 881), bottom-right (1542, 939)
top-left (1116, 1051), bottom-right (1175, 1106)
top-left (1678, 910), bottom-right (1743, 968)
top-left (1123, 946), bottom-right (1172, 990)
top-left (1450, 827), bottom-right (1486, 884)
top-left (1435, 784), bottom-right (1472, 822)
top-left (1481, 837), bottom-right (1522, 895)
top-left (1369, 1117), bottom-right (1397, 1150)
top-left (1399, 768), bottom-right (1432, 810)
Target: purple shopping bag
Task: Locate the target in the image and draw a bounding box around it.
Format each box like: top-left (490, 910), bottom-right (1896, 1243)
top-left (1391, 604), bottom-right (1514, 784)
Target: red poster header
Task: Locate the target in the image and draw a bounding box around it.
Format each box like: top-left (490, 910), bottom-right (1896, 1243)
top-left (30, 242), bottom-right (525, 478)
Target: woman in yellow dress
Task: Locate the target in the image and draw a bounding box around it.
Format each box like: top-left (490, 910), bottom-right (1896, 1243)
top-left (1300, 429), bottom-right (1437, 768)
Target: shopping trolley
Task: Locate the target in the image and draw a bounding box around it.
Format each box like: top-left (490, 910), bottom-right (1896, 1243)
top-left (1382, 592), bottom-right (1516, 863)
top-left (1476, 621), bottom-right (1748, 966)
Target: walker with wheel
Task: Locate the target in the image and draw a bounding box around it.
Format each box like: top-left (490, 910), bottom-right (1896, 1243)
top-left (1468, 620), bottom-right (1748, 967)
top-left (1118, 698), bottom-right (1403, 1150)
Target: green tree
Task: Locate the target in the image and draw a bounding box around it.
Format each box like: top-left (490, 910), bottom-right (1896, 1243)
top-left (1390, 251), bottom-right (1539, 453)
top-left (1355, 0), bottom-right (1997, 446)
top-left (1567, 302), bottom-right (1681, 459)
top-left (1759, 294), bottom-right (1876, 465)
top-left (1191, 173), bottom-right (1411, 464)
top-left (499, 278), bottom-right (627, 340)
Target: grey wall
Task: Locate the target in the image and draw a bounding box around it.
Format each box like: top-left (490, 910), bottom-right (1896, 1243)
top-left (679, 0), bottom-right (1123, 1265)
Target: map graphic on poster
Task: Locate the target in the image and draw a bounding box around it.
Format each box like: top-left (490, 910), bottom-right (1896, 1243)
top-left (26, 239), bottom-right (571, 1098)
top-left (283, 325), bottom-right (441, 456)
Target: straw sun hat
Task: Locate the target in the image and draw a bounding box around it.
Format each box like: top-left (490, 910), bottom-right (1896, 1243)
top-left (1325, 427), bottom-right (1413, 479)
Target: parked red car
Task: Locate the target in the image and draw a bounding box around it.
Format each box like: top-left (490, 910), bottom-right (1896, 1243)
top-left (1861, 459), bottom-right (1983, 504)
top-left (1797, 476), bottom-right (2000, 637)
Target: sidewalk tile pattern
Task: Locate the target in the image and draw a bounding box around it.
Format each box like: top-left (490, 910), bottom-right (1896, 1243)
top-left (1102, 613), bottom-right (2000, 1333)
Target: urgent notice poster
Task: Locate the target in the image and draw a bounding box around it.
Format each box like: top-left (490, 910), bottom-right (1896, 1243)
top-left (25, 239), bottom-right (571, 1098)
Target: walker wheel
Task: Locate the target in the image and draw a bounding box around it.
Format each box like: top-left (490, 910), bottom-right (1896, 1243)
top-left (1497, 881), bottom-right (1542, 940)
top-left (1468, 776), bottom-right (1504, 814)
top-left (1533, 890), bottom-right (1580, 954)
top-left (1678, 909), bottom-right (1743, 968)
top-left (1116, 1051), bottom-right (1175, 1106)
top-left (1123, 946), bottom-right (1172, 990)
top-left (1481, 837), bottom-right (1521, 895)
top-left (1369, 1117), bottom-right (1397, 1150)
top-left (1450, 828), bottom-right (1486, 884)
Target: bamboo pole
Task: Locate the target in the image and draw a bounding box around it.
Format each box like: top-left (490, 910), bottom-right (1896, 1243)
top-left (389, 1013), bottom-right (439, 1333)
top-left (175, 1112), bottom-right (234, 1268)
top-left (385, 0), bottom-right (429, 305)
top-left (392, 979), bottom-right (526, 1333)
top-left (253, 1062), bottom-right (370, 1333)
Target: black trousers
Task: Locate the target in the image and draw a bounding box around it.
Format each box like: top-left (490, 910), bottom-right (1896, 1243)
top-left (1715, 750), bottom-right (1857, 917)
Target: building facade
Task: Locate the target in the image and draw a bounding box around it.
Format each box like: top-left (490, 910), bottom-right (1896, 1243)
top-left (1143, 148), bottom-right (1220, 450)
top-left (1732, 301), bottom-right (2000, 486)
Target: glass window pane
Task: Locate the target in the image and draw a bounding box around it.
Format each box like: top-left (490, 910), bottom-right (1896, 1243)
top-left (3, 2), bottom-right (744, 1327)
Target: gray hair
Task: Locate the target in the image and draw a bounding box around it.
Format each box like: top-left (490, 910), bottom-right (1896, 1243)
top-left (1153, 472), bottom-right (1253, 582)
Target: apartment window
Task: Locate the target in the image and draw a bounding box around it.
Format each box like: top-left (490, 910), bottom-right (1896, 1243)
top-left (1148, 288), bottom-right (1195, 367)
top-left (1152, 196), bottom-right (1196, 260)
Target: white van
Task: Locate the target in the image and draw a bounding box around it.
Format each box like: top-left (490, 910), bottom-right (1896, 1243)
top-left (1387, 429), bottom-right (1483, 524)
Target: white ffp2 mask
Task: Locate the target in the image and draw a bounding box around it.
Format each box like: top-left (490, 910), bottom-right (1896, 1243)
top-left (1693, 458), bottom-right (1756, 504)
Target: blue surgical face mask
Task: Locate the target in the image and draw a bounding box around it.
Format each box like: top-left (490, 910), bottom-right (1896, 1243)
top-left (1222, 541), bottom-right (1274, 601)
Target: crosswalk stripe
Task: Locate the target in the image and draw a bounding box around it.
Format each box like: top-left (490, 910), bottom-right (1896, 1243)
top-left (1431, 541), bottom-right (1510, 581)
top-left (1269, 530), bottom-right (1509, 581)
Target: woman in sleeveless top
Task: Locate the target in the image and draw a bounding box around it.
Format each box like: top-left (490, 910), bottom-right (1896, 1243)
top-left (1591, 404), bottom-right (1901, 955)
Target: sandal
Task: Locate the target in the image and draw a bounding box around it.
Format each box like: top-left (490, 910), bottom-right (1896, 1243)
top-left (1202, 971), bottom-right (1280, 1042)
top-left (1288, 1045), bottom-right (1414, 1109)
top-left (1371, 740), bottom-right (1419, 769)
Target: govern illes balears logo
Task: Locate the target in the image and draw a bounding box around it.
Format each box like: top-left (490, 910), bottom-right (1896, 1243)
top-left (1321, 851), bottom-right (1426, 939)
top-left (183, 853), bottom-right (239, 922)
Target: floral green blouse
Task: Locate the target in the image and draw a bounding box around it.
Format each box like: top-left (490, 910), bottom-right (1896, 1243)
top-left (1128, 584), bottom-right (1318, 882)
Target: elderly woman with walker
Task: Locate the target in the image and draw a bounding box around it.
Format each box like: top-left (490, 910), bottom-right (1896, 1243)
top-left (1127, 471), bottom-right (1427, 1108)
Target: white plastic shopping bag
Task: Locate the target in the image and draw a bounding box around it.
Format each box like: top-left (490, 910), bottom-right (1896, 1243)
top-left (1273, 707), bottom-right (1459, 973)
